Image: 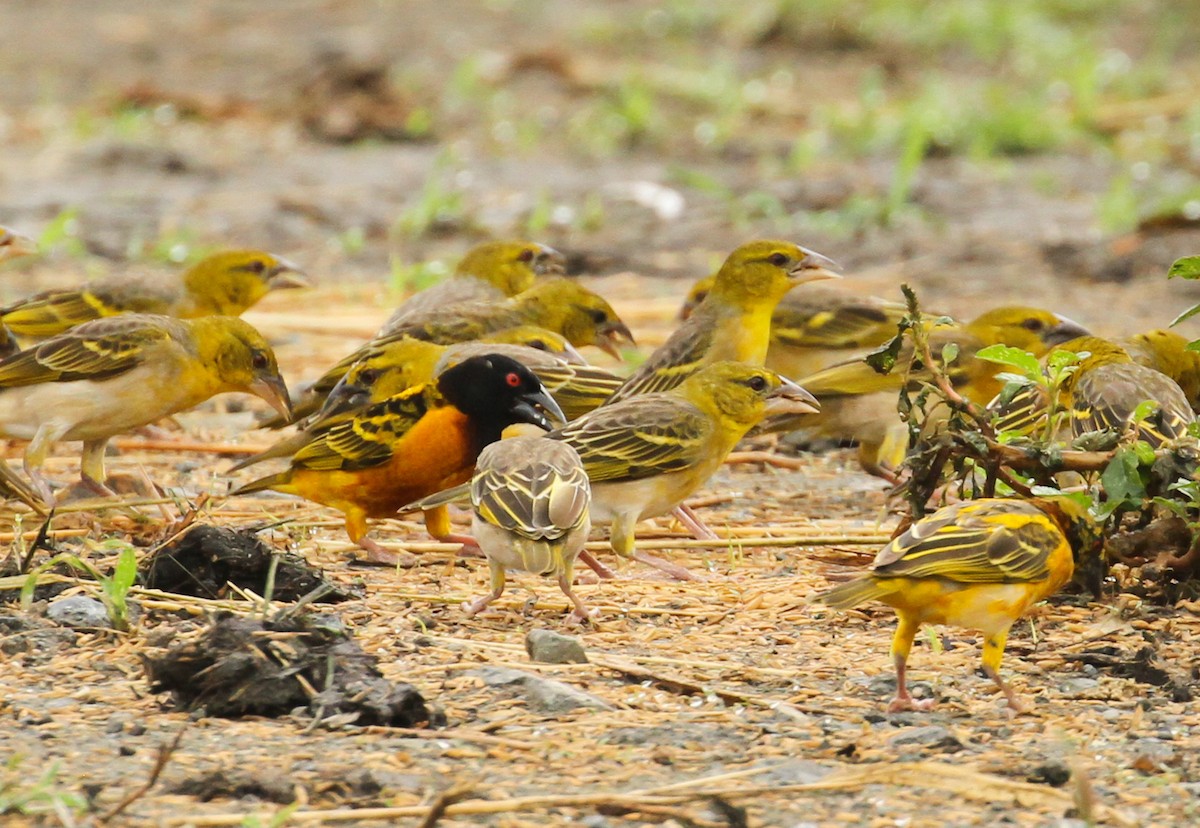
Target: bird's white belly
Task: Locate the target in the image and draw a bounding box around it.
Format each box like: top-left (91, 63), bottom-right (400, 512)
top-left (0, 366), bottom-right (204, 442)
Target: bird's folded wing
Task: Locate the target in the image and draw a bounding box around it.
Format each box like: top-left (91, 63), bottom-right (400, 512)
top-left (554, 397), bottom-right (709, 482)
top-left (872, 502), bottom-right (1056, 584)
top-left (0, 315), bottom-right (177, 385)
top-left (774, 300), bottom-right (904, 349)
top-left (289, 385), bottom-right (435, 471)
top-left (474, 459), bottom-right (589, 539)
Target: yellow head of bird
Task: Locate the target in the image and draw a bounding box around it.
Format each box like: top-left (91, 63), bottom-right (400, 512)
top-left (678, 275), bottom-right (715, 320)
top-left (457, 240), bottom-right (564, 296)
top-left (967, 306), bottom-right (1089, 355)
top-left (192, 316), bottom-right (292, 421)
top-left (516, 277), bottom-right (634, 358)
top-left (709, 240), bottom-right (840, 310)
top-left (183, 249), bottom-right (309, 316)
top-left (680, 361), bottom-right (820, 431)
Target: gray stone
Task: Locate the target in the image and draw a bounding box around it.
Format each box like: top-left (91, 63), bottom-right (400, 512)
top-left (1058, 677), bottom-right (1100, 694)
top-left (754, 760), bottom-right (830, 786)
top-left (46, 596), bottom-right (111, 629)
top-left (888, 725), bottom-right (962, 751)
top-left (525, 628), bottom-right (589, 664)
top-left (472, 666), bottom-right (612, 713)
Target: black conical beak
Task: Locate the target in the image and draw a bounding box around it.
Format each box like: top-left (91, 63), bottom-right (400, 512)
top-left (249, 373), bottom-right (293, 423)
top-left (512, 387), bottom-right (567, 430)
top-left (597, 321), bottom-right (636, 360)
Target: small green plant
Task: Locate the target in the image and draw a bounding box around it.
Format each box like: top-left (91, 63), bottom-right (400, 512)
top-left (389, 257), bottom-right (449, 295)
top-left (0, 757), bottom-right (87, 823)
top-left (37, 208), bottom-right (88, 259)
top-left (21, 542), bottom-right (139, 632)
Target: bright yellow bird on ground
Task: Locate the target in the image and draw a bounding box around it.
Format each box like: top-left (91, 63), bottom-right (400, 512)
top-left (816, 497), bottom-right (1088, 713)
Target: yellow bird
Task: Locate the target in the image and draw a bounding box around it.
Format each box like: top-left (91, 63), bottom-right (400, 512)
top-left (991, 336), bottom-right (1195, 446)
top-left (679, 277), bottom-right (908, 379)
top-left (605, 240), bottom-right (839, 404)
top-left (381, 240), bottom-right (563, 333)
top-left (549, 361), bottom-right (820, 579)
top-left (794, 306), bottom-right (1089, 478)
top-left (0, 249), bottom-right (309, 339)
top-left (410, 424), bottom-right (595, 621)
top-left (367, 277), bottom-right (634, 360)
top-left (1122, 328), bottom-right (1200, 414)
top-left (0, 314), bottom-right (290, 502)
top-left (0, 227), bottom-right (37, 262)
top-left (816, 497), bottom-right (1088, 713)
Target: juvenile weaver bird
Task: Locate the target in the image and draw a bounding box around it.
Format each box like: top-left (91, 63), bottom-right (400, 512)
top-left (605, 240), bottom-right (839, 405)
top-left (0, 314), bottom-right (290, 502)
top-left (0, 249), bottom-right (308, 339)
top-left (410, 424), bottom-right (595, 621)
top-left (791, 306), bottom-right (1089, 479)
top-left (0, 227), bottom-right (37, 262)
top-left (816, 497), bottom-right (1090, 713)
top-left (551, 361), bottom-right (820, 580)
top-left (233, 354), bottom-right (564, 563)
top-left (679, 277), bottom-right (908, 379)
top-left (381, 240), bottom-right (563, 332)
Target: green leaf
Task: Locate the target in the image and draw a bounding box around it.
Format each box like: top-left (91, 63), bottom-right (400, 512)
top-left (1130, 399), bottom-right (1160, 425)
top-left (975, 344), bottom-right (1041, 380)
top-left (864, 333), bottom-right (904, 375)
top-left (1170, 302), bottom-right (1200, 328)
top-left (1167, 255), bottom-right (1200, 280)
top-left (940, 342), bottom-right (959, 365)
top-left (1097, 446), bottom-right (1147, 517)
top-left (1046, 349), bottom-right (1083, 372)
top-left (1186, 339), bottom-right (1200, 353)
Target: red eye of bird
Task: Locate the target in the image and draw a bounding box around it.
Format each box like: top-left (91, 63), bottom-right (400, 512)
top-left (506, 372), bottom-right (522, 387)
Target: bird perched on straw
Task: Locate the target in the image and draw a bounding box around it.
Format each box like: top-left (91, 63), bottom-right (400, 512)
top-left (0, 227), bottom-right (37, 263)
top-left (0, 314), bottom-right (290, 502)
top-left (234, 340), bottom-right (623, 471)
top-left (547, 361), bottom-right (820, 579)
top-left (233, 354), bottom-right (564, 563)
top-left (605, 240), bottom-right (839, 405)
top-left (791, 306), bottom-right (1089, 479)
top-left (991, 335), bottom-right (1195, 446)
top-left (377, 277), bottom-right (634, 360)
top-left (816, 497), bottom-right (1090, 713)
top-left (410, 424), bottom-right (595, 621)
top-left (0, 249), bottom-right (309, 339)
top-left (271, 325), bottom-right (584, 427)
top-left (679, 278), bottom-right (907, 380)
top-left (381, 240), bottom-right (564, 333)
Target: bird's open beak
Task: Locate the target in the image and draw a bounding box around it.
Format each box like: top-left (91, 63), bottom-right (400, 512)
top-left (597, 321), bottom-right (636, 360)
top-left (250, 374), bottom-right (294, 423)
top-left (764, 377), bottom-right (821, 417)
top-left (0, 230), bottom-right (37, 262)
top-left (1043, 314), bottom-right (1091, 346)
top-left (266, 257), bottom-right (311, 290)
top-left (790, 246), bottom-right (842, 284)
top-left (513, 387), bottom-right (567, 429)
top-left (535, 246), bottom-right (567, 276)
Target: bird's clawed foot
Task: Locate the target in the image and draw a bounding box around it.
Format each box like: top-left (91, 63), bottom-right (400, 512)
top-left (887, 694), bottom-right (937, 713)
top-left (632, 549), bottom-right (704, 581)
top-left (578, 550), bottom-right (618, 579)
top-left (355, 537), bottom-right (418, 567)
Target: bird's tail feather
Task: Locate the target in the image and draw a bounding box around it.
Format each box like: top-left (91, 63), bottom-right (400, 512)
top-left (815, 578), bottom-right (888, 609)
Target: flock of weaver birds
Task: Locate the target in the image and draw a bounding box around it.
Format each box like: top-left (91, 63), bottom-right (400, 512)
top-left (0, 225), bottom-right (1196, 713)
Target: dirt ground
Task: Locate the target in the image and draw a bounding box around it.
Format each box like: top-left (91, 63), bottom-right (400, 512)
top-left (2, 1), bottom-right (1200, 826)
